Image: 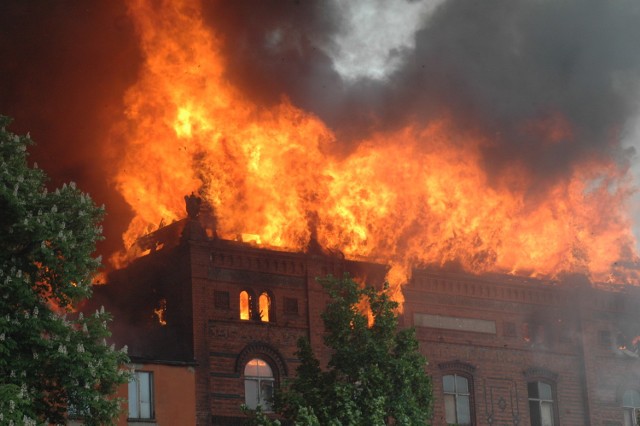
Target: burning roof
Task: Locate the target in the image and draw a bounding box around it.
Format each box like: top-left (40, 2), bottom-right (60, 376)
top-left (2, 0), bottom-right (640, 300)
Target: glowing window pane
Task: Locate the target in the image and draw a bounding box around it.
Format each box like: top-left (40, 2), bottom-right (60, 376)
top-left (259, 293), bottom-right (270, 322)
top-left (240, 291), bottom-right (250, 320)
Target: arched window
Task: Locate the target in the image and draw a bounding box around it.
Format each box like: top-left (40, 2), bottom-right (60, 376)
top-left (244, 358), bottom-right (275, 411)
top-left (240, 291), bottom-right (252, 320)
top-left (623, 389), bottom-right (640, 426)
top-left (258, 292), bottom-right (271, 322)
top-left (528, 381), bottom-right (556, 426)
top-left (443, 374), bottom-right (471, 425)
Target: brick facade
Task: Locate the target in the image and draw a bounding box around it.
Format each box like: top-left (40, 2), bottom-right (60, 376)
top-left (99, 218), bottom-right (640, 425)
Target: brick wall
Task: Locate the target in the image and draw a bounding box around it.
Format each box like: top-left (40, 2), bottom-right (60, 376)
top-left (107, 221), bottom-right (640, 425)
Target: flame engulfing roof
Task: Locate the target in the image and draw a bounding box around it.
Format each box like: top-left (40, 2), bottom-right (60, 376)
top-left (2, 0), bottom-right (640, 296)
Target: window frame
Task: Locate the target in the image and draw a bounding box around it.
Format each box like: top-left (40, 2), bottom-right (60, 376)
top-left (622, 389), bottom-right (640, 426)
top-left (442, 373), bottom-right (473, 425)
top-left (526, 380), bottom-right (558, 426)
top-left (239, 289), bottom-right (255, 321)
top-left (257, 290), bottom-right (275, 323)
top-left (438, 361), bottom-right (476, 426)
top-left (128, 370), bottom-right (154, 420)
top-left (523, 368), bottom-right (559, 426)
top-left (243, 358), bottom-right (276, 412)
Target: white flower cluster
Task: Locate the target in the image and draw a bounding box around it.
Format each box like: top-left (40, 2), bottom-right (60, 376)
top-left (58, 344), bottom-right (67, 355)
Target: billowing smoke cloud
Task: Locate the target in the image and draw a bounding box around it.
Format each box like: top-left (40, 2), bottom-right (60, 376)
top-left (0, 0), bottom-right (141, 255)
top-left (203, 0), bottom-right (640, 189)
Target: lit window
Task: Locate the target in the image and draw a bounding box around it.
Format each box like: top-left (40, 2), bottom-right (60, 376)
top-left (128, 371), bottom-right (153, 419)
top-left (443, 374), bottom-right (471, 425)
top-left (528, 381), bottom-right (555, 426)
top-left (244, 358), bottom-right (275, 411)
top-left (623, 389), bottom-right (640, 426)
top-left (240, 291), bottom-right (252, 320)
top-left (259, 292), bottom-right (271, 322)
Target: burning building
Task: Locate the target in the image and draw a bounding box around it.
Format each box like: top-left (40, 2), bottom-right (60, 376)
top-left (4, 0), bottom-right (640, 424)
top-left (93, 198), bottom-right (640, 425)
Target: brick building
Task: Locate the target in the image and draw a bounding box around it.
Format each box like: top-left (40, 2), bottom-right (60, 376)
top-left (96, 212), bottom-right (640, 425)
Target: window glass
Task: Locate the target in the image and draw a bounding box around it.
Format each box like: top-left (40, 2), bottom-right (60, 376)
top-left (240, 291), bottom-right (251, 320)
top-left (444, 394), bottom-right (456, 423)
top-left (244, 379), bottom-right (259, 410)
top-left (128, 371), bottom-right (153, 420)
top-left (260, 380), bottom-right (274, 410)
top-left (624, 390), bottom-right (640, 407)
top-left (443, 375), bottom-right (455, 393)
top-left (259, 293), bottom-right (270, 322)
top-left (623, 408), bottom-right (638, 426)
top-left (528, 381), bottom-right (539, 398)
top-left (244, 359), bottom-right (259, 377)
top-left (128, 378), bottom-right (139, 418)
top-left (457, 394), bottom-right (470, 423)
top-left (244, 358), bottom-right (275, 412)
top-left (623, 390), bottom-right (640, 426)
top-left (528, 381), bottom-right (554, 426)
top-left (541, 401), bottom-right (554, 426)
top-left (443, 374), bottom-right (471, 425)
top-left (456, 375), bottom-right (469, 393)
top-left (539, 382), bottom-right (552, 400)
top-left (245, 358), bottom-right (272, 377)
top-left (139, 372), bottom-right (151, 418)
top-left (529, 400), bottom-right (541, 425)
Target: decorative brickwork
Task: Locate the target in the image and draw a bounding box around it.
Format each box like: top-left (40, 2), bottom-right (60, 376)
top-left (99, 220), bottom-right (640, 425)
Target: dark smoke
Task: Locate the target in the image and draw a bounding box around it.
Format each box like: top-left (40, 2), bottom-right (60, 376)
top-left (0, 0), bottom-right (141, 255)
top-left (203, 0), bottom-right (640, 189)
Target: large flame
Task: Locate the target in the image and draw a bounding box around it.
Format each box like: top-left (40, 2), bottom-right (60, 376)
top-left (110, 0), bottom-right (639, 302)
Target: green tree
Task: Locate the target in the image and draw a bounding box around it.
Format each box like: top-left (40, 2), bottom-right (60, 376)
top-left (274, 274), bottom-right (433, 425)
top-left (0, 116), bottom-right (129, 425)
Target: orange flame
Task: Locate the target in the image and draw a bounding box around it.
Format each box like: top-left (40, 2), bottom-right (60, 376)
top-left (109, 0), bottom-right (639, 301)
top-left (153, 298), bottom-right (167, 326)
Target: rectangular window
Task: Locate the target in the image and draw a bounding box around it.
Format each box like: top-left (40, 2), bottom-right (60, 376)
top-left (528, 381), bottom-right (555, 426)
top-left (215, 291), bottom-right (230, 309)
top-left (128, 371), bottom-right (154, 419)
top-left (443, 374), bottom-right (471, 425)
top-left (283, 297), bottom-right (298, 315)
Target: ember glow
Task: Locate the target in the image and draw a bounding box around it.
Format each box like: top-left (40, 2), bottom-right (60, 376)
top-left (107, 0), bottom-right (640, 301)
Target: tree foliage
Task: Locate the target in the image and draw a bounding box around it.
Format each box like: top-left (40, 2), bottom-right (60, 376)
top-left (273, 274), bottom-right (432, 425)
top-left (0, 116), bottom-right (129, 425)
